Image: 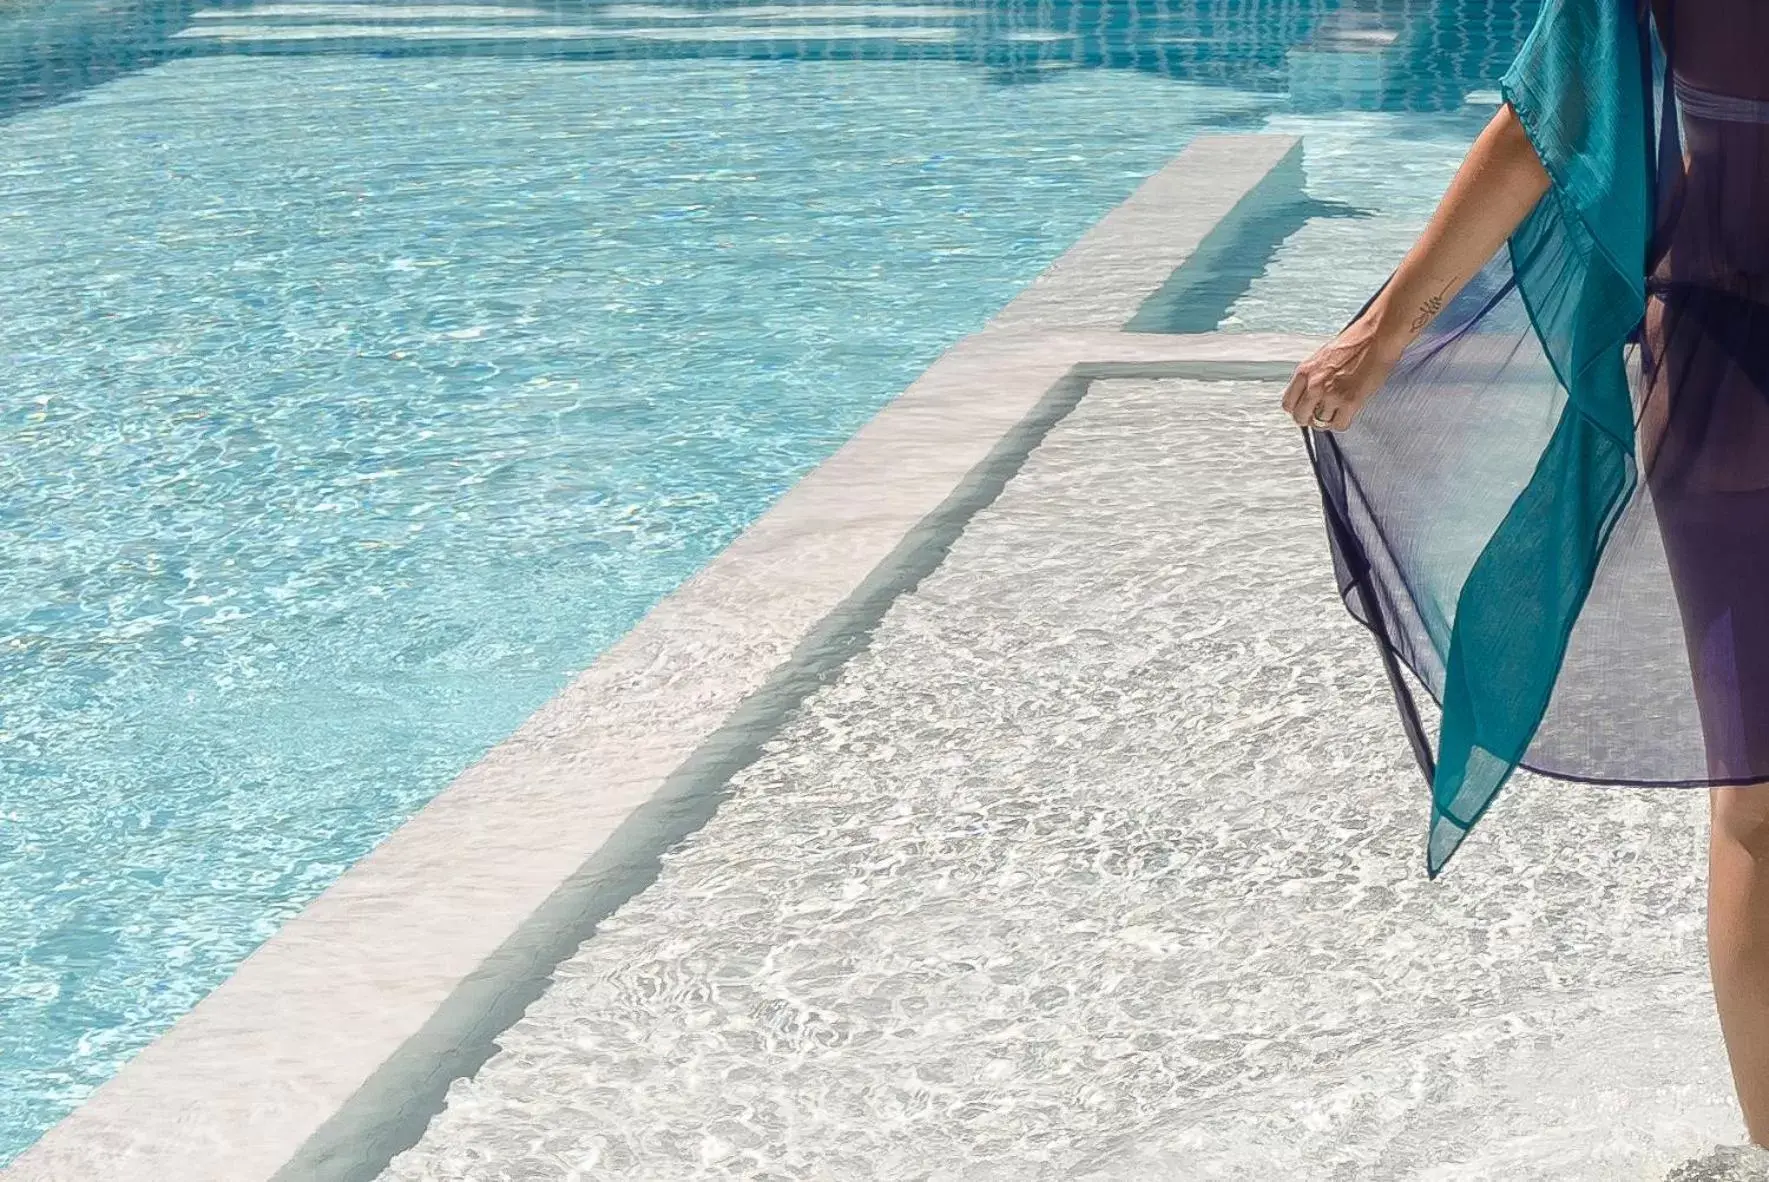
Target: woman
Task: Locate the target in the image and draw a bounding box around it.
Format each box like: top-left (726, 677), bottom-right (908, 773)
top-left (1283, 0), bottom-right (1769, 1160)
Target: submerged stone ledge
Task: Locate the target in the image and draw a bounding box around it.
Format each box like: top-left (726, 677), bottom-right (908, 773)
top-left (387, 377), bottom-right (1727, 1180)
top-left (4, 135), bottom-right (1315, 1182)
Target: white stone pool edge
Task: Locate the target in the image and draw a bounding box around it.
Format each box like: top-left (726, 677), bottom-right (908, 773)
top-left (2, 134), bottom-right (1322, 1182)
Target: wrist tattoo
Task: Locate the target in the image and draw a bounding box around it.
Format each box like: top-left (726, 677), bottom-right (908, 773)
top-left (1410, 277), bottom-right (1457, 333)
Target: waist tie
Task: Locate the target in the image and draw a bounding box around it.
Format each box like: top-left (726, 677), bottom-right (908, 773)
top-left (1676, 75), bottom-right (1769, 124)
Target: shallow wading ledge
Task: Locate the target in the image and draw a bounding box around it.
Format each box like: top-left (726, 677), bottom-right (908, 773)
top-left (2, 134), bottom-right (1320, 1182)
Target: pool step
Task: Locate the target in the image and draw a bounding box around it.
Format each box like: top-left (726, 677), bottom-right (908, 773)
top-left (0, 134), bottom-right (1318, 1182)
top-left (173, 0), bottom-right (969, 52)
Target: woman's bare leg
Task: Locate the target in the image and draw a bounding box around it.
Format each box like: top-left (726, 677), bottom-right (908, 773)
top-left (1709, 785), bottom-right (1769, 1144)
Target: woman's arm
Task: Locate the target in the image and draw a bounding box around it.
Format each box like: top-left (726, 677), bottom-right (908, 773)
top-left (1283, 102), bottom-right (1551, 431)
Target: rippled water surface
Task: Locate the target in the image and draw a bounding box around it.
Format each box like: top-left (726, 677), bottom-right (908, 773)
top-left (0, 37), bottom-right (1279, 1164)
top-left (1, 0), bottom-right (1545, 1163)
top-left (385, 382), bottom-right (1734, 1181)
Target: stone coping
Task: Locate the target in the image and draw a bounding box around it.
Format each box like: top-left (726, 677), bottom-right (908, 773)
top-left (3, 134), bottom-right (1321, 1182)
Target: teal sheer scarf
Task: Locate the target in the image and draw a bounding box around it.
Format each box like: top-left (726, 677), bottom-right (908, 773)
top-left (1307, 0), bottom-right (1655, 877)
top-left (1422, 0), bottom-right (1651, 874)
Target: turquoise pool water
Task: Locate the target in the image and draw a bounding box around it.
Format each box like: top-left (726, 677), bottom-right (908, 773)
top-left (0, 44), bottom-right (1283, 1162)
top-left (0, 0), bottom-right (1531, 1162)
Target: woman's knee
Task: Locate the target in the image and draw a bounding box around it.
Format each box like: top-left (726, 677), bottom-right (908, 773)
top-left (1712, 785), bottom-right (1769, 861)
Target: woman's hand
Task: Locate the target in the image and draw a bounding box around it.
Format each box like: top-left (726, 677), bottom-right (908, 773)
top-left (1280, 101), bottom-right (1550, 434)
top-left (1281, 315), bottom-right (1403, 432)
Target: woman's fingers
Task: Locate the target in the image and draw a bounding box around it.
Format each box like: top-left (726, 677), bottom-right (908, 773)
top-left (1285, 350), bottom-right (1375, 430)
top-left (1281, 365), bottom-right (1310, 419)
top-left (1284, 316), bottom-right (1401, 432)
top-left (1294, 390), bottom-right (1323, 428)
top-left (1288, 367), bottom-right (1333, 429)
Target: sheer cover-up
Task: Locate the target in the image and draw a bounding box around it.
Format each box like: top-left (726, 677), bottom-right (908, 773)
top-left (1308, 0), bottom-right (1769, 876)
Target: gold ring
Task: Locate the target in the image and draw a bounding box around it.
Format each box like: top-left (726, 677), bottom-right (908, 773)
top-left (1310, 412), bottom-right (1333, 429)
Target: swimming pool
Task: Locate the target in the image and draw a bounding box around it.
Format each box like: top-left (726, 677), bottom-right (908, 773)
top-left (0, 0), bottom-right (1534, 1163)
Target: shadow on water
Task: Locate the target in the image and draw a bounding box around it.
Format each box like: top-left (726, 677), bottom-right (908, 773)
top-left (1126, 192), bottom-right (1371, 334)
top-left (0, 0), bottom-right (1542, 123)
top-left (0, 0), bottom-right (202, 119)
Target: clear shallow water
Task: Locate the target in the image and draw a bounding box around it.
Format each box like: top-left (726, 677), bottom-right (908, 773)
top-left (1225, 105), bottom-right (1497, 333)
top-left (0, 46), bottom-right (1281, 1161)
top-left (385, 382), bottom-right (1732, 1180)
top-left (0, 0), bottom-right (1549, 1164)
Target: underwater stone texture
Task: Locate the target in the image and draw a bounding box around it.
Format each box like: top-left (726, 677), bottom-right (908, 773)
top-left (384, 380), bottom-right (1732, 1181)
